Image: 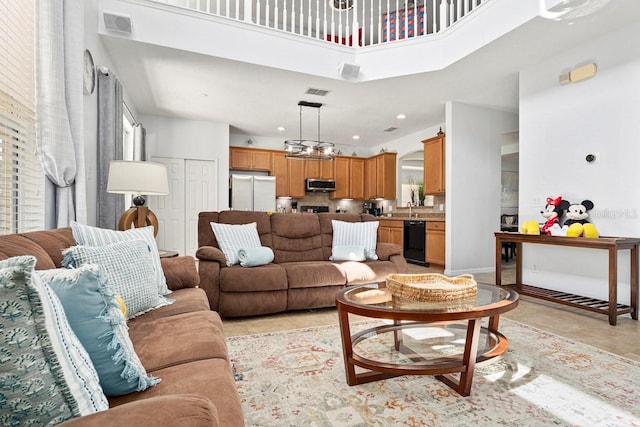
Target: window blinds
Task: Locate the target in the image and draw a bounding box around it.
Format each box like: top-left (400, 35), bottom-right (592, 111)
top-left (0, 1), bottom-right (43, 233)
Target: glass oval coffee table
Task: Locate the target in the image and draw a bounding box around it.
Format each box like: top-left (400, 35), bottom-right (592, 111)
top-left (335, 283), bottom-right (519, 396)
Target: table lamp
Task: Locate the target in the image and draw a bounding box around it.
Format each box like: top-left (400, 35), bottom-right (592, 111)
top-left (106, 160), bottom-right (169, 236)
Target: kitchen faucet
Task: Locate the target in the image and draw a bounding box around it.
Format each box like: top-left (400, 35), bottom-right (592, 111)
top-left (407, 202), bottom-right (413, 218)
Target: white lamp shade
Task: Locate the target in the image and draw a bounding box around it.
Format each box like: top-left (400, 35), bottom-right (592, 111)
top-left (107, 161), bottom-right (169, 195)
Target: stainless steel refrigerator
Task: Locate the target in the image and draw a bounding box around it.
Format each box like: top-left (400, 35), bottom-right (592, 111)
top-left (230, 174), bottom-right (276, 211)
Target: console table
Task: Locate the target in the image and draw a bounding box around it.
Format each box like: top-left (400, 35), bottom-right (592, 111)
top-left (494, 232), bottom-right (639, 325)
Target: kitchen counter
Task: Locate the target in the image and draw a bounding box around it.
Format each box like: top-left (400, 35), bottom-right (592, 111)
top-left (376, 215), bottom-right (445, 222)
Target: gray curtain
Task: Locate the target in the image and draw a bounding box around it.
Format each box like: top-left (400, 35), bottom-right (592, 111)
top-left (97, 68), bottom-right (124, 230)
top-left (36, 0), bottom-right (86, 228)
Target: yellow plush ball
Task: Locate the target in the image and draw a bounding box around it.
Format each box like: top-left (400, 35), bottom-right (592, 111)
top-left (114, 294), bottom-right (128, 319)
top-left (521, 220), bottom-right (540, 235)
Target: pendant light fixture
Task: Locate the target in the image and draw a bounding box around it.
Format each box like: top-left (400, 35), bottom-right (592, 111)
top-left (284, 101), bottom-right (335, 161)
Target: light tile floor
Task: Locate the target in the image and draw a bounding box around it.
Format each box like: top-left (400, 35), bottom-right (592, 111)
top-left (222, 262), bottom-right (640, 362)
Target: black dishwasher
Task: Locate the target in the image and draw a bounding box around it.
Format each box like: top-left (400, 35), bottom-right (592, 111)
top-left (404, 220), bottom-right (428, 266)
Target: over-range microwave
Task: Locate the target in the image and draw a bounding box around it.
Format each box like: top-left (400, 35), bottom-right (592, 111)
top-left (305, 178), bottom-right (336, 192)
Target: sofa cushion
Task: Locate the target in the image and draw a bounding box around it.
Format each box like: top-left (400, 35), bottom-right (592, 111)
top-left (71, 222), bottom-right (170, 296)
top-left (128, 311), bottom-right (228, 372)
top-left (108, 359), bottom-right (244, 427)
top-left (129, 288), bottom-right (210, 322)
top-left (220, 264), bottom-right (288, 292)
top-left (270, 213), bottom-right (324, 262)
top-left (0, 256), bottom-right (108, 424)
top-left (62, 240), bottom-right (173, 319)
top-left (0, 234), bottom-right (58, 269)
top-left (211, 222), bottom-right (262, 266)
top-left (280, 261), bottom-right (347, 289)
top-left (331, 219), bottom-right (379, 260)
top-left (39, 265), bottom-right (160, 396)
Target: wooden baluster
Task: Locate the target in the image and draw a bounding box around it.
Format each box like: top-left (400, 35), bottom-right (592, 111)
top-left (291, 0), bottom-right (296, 34)
top-left (283, 0), bottom-right (287, 31)
top-left (274, 0), bottom-right (279, 30)
top-left (255, 0), bottom-right (261, 24)
top-left (315, 0), bottom-right (320, 39)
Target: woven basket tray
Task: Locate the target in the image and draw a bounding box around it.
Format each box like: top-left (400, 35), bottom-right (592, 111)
top-left (386, 273), bottom-right (478, 302)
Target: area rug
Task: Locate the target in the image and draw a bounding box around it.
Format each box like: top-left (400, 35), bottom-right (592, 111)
top-left (227, 319), bottom-right (640, 426)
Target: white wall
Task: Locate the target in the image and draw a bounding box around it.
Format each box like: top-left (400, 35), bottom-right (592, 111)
top-left (140, 114), bottom-right (230, 210)
top-left (518, 21), bottom-right (640, 303)
top-left (445, 102), bottom-right (518, 275)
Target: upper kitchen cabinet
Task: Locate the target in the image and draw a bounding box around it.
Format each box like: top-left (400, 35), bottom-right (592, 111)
top-left (422, 133), bottom-right (445, 195)
top-left (365, 152), bottom-right (397, 200)
top-left (287, 158), bottom-right (306, 199)
top-left (271, 151), bottom-right (289, 197)
top-left (331, 156), bottom-right (350, 199)
top-left (230, 147), bottom-right (272, 171)
top-left (305, 159), bottom-right (334, 180)
top-left (349, 158), bottom-right (365, 200)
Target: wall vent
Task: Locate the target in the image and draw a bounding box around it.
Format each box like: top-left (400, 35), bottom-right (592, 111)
top-left (305, 88), bottom-right (330, 96)
top-left (384, 127), bottom-right (398, 132)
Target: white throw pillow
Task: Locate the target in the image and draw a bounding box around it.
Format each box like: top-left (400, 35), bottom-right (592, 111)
top-left (330, 245), bottom-right (367, 262)
top-left (210, 222), bottom-right (262, 266)
top-left (331, 220), bottom-right (379, 260)
top-left (71, 222), bottom-right (170, 296)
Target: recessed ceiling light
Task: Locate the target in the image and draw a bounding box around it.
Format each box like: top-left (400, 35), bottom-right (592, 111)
top-left (277, 126), bottom-right (286, 131)
top-left (352, 135), bottom-right (360, 140)
top-left (396, 114), bottom-right (406, 119)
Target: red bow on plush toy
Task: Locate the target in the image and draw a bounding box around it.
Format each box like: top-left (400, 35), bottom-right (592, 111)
top-left (546, 196), bottom-right (563, 207)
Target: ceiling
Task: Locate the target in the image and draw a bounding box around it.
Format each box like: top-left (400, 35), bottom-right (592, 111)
top-left (101, 0), bottom-right (640, 151)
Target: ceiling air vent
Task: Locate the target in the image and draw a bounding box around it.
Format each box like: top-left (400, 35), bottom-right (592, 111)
top-left (384, 127), bottom-right (398, 132)
top-left (305, 88), bottom-right (330, 96)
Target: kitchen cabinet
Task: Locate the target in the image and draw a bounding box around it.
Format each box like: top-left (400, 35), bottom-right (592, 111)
top-left (305, 159), bottom-right (334, 180)
top-left (331, 156), bottom-right (350, 199)
top-left (349, 158), bottom-right (365, 200)
top-left (426, 221), bottom-right (445, 266)
top-left (287, 158), bottom-right (306, 198)
top-left (378, 219), bottom-right (403, 248)
top-left (230, 147), bottom-right (272, 171)
top-left (271, 151), bottom-right (289, 197)
top-left (422, 133), bottom-right (445, 195)
top-left (365, 152), bottom-right (397, 200)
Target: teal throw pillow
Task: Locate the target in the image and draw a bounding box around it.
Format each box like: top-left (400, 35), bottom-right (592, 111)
top-left (62, 240), bottom-right (174, 319)
top-left (39, 264), bottom-right (160, 396)
top-left (0, 256), bottom-right (108, 426)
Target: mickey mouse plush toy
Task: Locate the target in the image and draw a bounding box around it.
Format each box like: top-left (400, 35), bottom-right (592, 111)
top-left (540, 196), bottom-right (570, 235)
top-left (564, 200), bottom-right (599, 238)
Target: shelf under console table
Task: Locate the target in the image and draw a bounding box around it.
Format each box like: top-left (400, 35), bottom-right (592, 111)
top-left (494, 232), bottom-right (640, 326)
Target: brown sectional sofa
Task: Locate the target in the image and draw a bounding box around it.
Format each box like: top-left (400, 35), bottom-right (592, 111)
top-left (0, 228), bottom-right (243, 426)
top-left (197, 211), bottom-right (408, 317)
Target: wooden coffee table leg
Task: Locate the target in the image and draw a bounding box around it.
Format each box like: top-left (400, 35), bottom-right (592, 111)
top-left (337, 304), bottom-right (357, 385)
top-left (436, 318), bottom-right (481, 397)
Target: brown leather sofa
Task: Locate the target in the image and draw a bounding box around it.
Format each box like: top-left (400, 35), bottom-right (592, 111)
top-left (0, 228), bottom-right (243, 427)
top-left (197, 211), bottom-right (408, 317)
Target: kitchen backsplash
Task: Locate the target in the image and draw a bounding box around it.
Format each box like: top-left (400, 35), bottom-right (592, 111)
top-left (276, 193), bottom-right (446, 216)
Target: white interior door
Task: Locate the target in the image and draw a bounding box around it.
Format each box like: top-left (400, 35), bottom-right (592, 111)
top-left (185, 159), bottom-right (218, 256)
top-left (149, 156), bottom-right (186, 254)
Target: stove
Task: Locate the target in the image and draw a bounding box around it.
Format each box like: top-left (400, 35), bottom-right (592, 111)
top-left (300, 205), bottom-right (330, 213)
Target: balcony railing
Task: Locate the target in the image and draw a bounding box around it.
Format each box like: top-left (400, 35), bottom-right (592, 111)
top-left (149, 0), bottom-right (489, 47)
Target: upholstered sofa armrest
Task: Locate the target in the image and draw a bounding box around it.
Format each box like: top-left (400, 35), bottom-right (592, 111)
top-left (58, 395), bottom-right (219, 427)
top-left (161, 256), bottom-right (200, 290)
top-left (376, 242), bottom-right (403, 261)
top-left (196, 246), bottom-right (227, 266)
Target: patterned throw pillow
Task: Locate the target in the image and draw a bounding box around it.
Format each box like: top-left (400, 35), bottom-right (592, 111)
top-left (331, 220), bottom-right (379, 260)
top-left (0, 256), bottom-right (108, 426)
top-left (62, 240), bottom-right (173, 319)
top-left (70, 222), bottom-right (170, 295)
top-left (39, 265), bottom-right (160, 396)
top-left (210, 222), bottom-right (262, 266)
